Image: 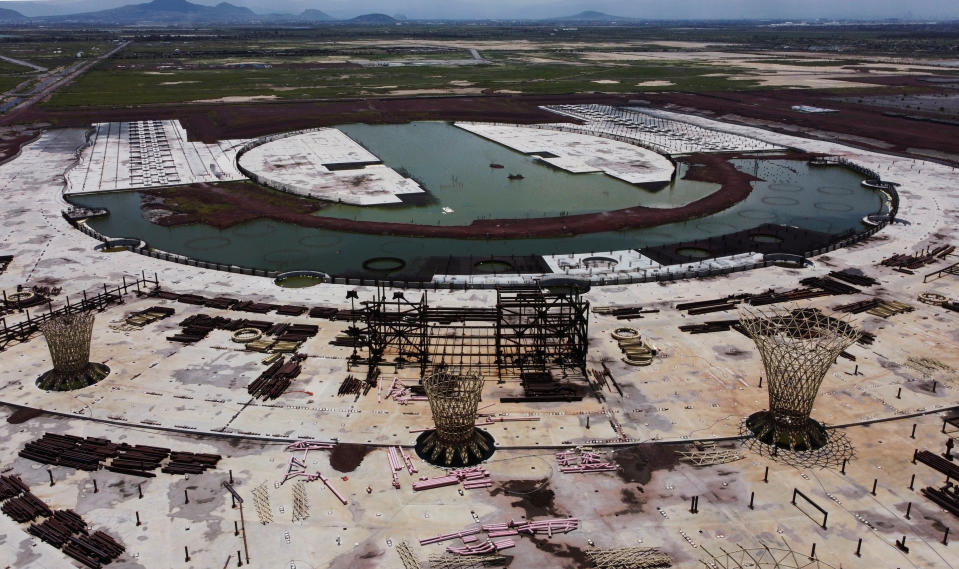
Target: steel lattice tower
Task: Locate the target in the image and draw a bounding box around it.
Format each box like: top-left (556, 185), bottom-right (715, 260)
top-left (37, 312), bottom-right (110, 391)
top-left (416, 368), bottom-right (494, 467)
top-left (739, 306), bottom-right (858, 451)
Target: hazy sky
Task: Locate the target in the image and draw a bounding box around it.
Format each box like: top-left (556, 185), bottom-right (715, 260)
top-left (3, 0), bottom-right (959, 19)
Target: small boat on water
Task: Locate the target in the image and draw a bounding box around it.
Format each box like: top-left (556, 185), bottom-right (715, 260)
top-left (507, 173), bottom-right (524, 180)
top-left (489, 163), bottom-right (504, 169)
top-left (441, 206), bottom-right (455, 214)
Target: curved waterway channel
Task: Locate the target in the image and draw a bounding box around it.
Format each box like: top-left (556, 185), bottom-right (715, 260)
top-left (73, 122), bottom-right (886, 280)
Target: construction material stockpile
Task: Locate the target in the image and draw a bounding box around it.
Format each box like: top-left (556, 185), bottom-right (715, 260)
top-left (19, 433), bottom-right (220, 478)
top-left (881, 244), bottom-right (954, 273)
top-left (248, 353), bottom-right (306, 399)
top-left (124, 305), bottom-right (175, 327)
top-left (591, 304), bottom-right (659, 321)
top-left (675, 270), bottom-right (875, 316)
top-left (833, 298), bottom-right (914, 318)
top-left (0, 474), bottom-right (125, 569)
top-left (153, 289), bottom-right (356, 319)
top-left (168, 313), bottom-right (318, 352)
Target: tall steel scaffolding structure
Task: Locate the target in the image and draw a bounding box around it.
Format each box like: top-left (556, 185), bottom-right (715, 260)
top-left (362, 286), bottom-right (589, 380)
top-left (365, 288), bottom-right (429, 376)
top-left (739, 306), bottom-right (858, 451)
top-left (495, 287), bottom-right (589, 377)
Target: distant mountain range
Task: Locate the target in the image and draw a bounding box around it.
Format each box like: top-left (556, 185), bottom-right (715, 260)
top-left (0, 7), bottom-right (29, 22)
top-left (549, 11), bottom-right (631, 22)
top-left (0, 2), bottom-right (630, 26)
top-left (0, 0), bottom-right (376, 25)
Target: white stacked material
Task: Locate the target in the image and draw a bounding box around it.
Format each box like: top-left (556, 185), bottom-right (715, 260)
top-left (65, 120), bottom-right (247, 194)
top-left (455, 122), bottom-right (674, 185)
top-left (542, 104), bottom-right (783, 156)
top-left (237, 128), bottom-right (425, 205)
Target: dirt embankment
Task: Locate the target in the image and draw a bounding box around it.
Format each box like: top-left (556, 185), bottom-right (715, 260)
top-left (143, 152), bottom-right (763, 239)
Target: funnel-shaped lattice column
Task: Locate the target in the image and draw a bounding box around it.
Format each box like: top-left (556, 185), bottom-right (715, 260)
top-left (416, 369), bottom-right (494, 467)
top-left (739, 306), bottom-right (858, 451)
top-left (37, 313), bottom-right (109, 391)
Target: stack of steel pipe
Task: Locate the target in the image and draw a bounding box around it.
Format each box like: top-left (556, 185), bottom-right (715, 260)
top-left (247, 355), bottom-right (303, 399)
top-left (162, 451), bottom-right (221, 475)
top-left (63, 530), bottom-right (125, 569)
top-left (513, 517), bottom-right (579, 536)
top-left (106, 444), bottom-right (170, 477)
top-left (482, 522), bottom-right (519, 538)
top-left (19, 433), bottom-right (118, 471)
top-left (419, 527), bottom-right (483, 546)
top-left (387, 446), bottom-right (403, 488)
top-left (558, 450), bottom-right (618, 473)
top-left (398, 446), bottom-right (418, 475)
top-left (456, 467), bottom-right (492, 490)
top-left (447, 541), bottom-right (496, 555)
top-left (0, 474), bottom-right (29, 500)
top-left (412, 474), bottom-right (460, 491)
top-left (28, 510), bottom-right (88, 548)
top-left (2, 491), bottom-right (53, 522)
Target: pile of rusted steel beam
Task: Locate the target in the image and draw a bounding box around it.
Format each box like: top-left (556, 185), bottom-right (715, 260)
top-left (247, 354), bottom-right (305, 399)
top-left (881, 244), bottom-right (954, 272)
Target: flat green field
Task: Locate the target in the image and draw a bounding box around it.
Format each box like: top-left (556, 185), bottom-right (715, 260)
top-left (45, 61), bottom-right (757, 107)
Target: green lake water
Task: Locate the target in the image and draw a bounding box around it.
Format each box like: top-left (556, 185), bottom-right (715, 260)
top-left (74, 122), bottom-right (886, 278)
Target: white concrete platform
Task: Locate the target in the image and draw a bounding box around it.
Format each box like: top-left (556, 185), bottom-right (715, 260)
top-left (65, 120), bottom-right (247, 194)
top-left (237, 128), bottom-right (425, 205)
top-left (456, 121), bottom-right (675, 185)
top-left (543, 103), bottom-right (783, 156)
